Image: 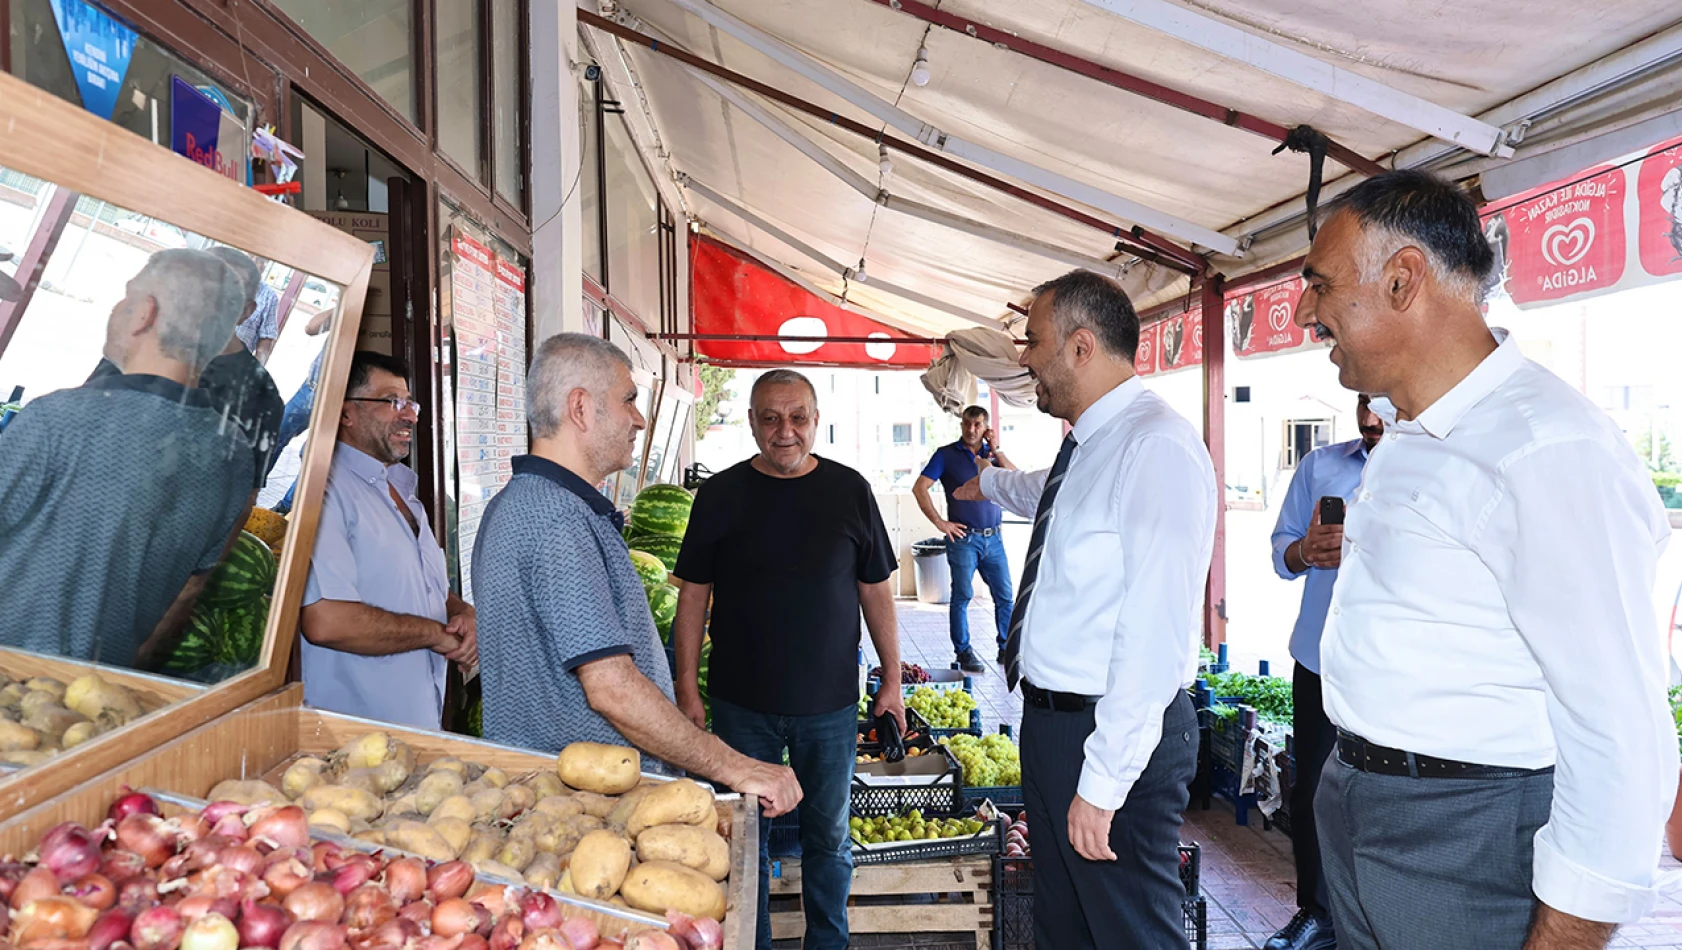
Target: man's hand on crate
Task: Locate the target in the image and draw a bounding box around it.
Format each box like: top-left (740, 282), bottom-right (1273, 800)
top-left (1069, 794), bottom-right (1117, 862)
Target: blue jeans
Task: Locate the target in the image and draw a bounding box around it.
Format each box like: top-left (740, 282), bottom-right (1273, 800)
top-left (946, 529), bottom-right (1014, 654)
top-left (269, 380), bottom-right (315, 514)
top-left (710, 696), bottom-right (856, 950)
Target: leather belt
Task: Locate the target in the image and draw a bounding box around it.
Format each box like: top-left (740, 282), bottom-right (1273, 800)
top-left (1022, 680), bottom-right (1101, 712)
top-left (1336, 730), bottom-right (1553, 780)
top-left (962, 526), bottom-right (1000, 538)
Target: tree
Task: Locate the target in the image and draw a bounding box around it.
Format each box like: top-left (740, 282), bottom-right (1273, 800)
top-left (695, 365), bottom-right (736, 441)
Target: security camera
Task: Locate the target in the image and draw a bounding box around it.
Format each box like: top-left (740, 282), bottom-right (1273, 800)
top-left (584, 64), bottom-right (602, 82)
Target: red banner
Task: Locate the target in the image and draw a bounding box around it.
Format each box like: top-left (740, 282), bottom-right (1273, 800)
top-left (1637, 134), bottom-right (1682, 279)
top-left (1229, 277), bottom-right (1312, 357)
top-left (690, 236), bottom-right (942, 368)
top-left (1135, 320), bottom-right (1161, 376)
top-left (1494, 164), bottom-right (1627, 305)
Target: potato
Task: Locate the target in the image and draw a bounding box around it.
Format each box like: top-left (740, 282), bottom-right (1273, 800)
top-left (0, 750), bottom-right (51, 767)
top-left (535, 815), bottom-right (597, 856)
top-left (0, 684), bottom-right (28, 709)
top-left (431, 817), bottom-right (472, 857)
top-left (508, 813), bottom-right (552, 840)
top-left (430, 795), bottom-right (477, 825)
top-left (503, 784), bottom-right (537, 817)
top-left (415, 770), bottom-right (466, 815)
top-left (555, 869), bottom-right (575, 895)
top-left (61, 721), bottom-right (101, 749)
top-left (384, 793), bottom-right (421, 819)
top-left (635, 824), bottom-right (730, 882)
top-left (523, 852), bottom-right (562, 890)
top-left (557, 742), bottom-right (641, 795)
top-left (570, 830), bottom-right (633, 900)
top-left (626, 780), bottom-right (715, 838)
top-left (384, 820), bottom-right (457, 862)
top-left (353, 829), bottom-right (386, 847)
top-left (363, 758), bottom-right (412, 794)
top-left (23, 678), bottom-right (64, 700)
top-left (714, 804), bottom-right (732, 839)
top-left (428, 757), bottom-right (471, 778)
top-left (524, 772), bottom-right (566, 800)
top-left (620, 862), bottom-right (726, 921)
top-left (479, 766), bottom-right (510, 789)
top-left (330, 731), bottom-right (414, 776)
top-left (334, 768), bottom-right (383, 796)
top-left (471, 788), bottom-right (513, 822)
top-left (607, 785), bottom-right (655, 829)
top-left (300, 785), bottom-right (384, 823)
top-left (207, 779), bottom-right (288, 806)
top-left (571, 792), bottom-right (617, 819)
top-left (23, 702), bottom-right (84, 739)
top-left (495, 836), bottom-right (537, 872)
top-left (64, 673), bottom-right (143, 725)
top-left (308, 809), bottom-right (352, 835)
top-left (533, 796), bottom-right (585, 820)
top-left (474, 860), bottom-right (524, 880)
top-left (461, 829), bottom-right (502, 867)
top-left (282, 758), bottom-right (329, 799)
top-left (0, 721), bottom-right (40, 752)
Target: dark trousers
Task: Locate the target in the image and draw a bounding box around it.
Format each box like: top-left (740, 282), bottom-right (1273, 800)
top-left (1291, 665), bottom-right (1336, 915)
top-left (710, 697), bottom-right (856, 950)
top-left (1315, 747), bottom-right (1554, 950)
top-left (1022, 690), bottom-right (1198, 950)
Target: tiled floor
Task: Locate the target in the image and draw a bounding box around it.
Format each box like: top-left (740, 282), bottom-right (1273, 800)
top-left (873, 596), bottom-right (1682, 949)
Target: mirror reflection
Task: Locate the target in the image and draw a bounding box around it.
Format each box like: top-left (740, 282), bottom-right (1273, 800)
top-left (0, 163), bottom-right (341, 764)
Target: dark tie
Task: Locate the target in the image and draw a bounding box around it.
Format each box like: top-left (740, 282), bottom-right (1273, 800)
top-left (1003, 434), bottom-right (1078, 692)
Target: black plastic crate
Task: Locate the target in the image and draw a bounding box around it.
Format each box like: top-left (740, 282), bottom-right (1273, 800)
top-left (851, 815), bottom-right (1005, 866)
top-left (994, 852), bottom-right (1204, 949)
top-left (967, 786), bottom-right (1025, 810)
top-left (850, 741), bottom-right (965, 817)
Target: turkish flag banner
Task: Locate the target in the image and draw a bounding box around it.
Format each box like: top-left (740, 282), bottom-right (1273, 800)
top-left (1637, 134), bottom-right (1682, 280)
top-left (1135, 320), bottom-right (1162, 377)
top-left (1497, 165), bottom-right (1628, 306)
top-left (690, 235), bottom-right (942, 368)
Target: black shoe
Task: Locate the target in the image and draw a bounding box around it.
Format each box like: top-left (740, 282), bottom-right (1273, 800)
top-left (997, 648), bottom-right (1008, 665)
top-left (1263, 910), bottom-right (1336, 950)
top-left (956, 649), bottom-right (986, 674)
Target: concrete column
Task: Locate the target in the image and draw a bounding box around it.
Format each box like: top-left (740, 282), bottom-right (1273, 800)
top-left (529, 0), bottom-right (585, 339)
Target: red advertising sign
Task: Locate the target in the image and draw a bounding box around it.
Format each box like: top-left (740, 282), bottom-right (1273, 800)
top-left (1135, 320), bottom-right (1161, 377)
top-left (1497, 165), bottom-right (1627, 305)
top-left (690, 236), bottom-right (942, 368)
top-left (1156, 307), bottom-right (1202, 374)
top-left (1636, 134), bottom-right (1682, 279)
top-left (1230, 277), bottom-right (1309, 357)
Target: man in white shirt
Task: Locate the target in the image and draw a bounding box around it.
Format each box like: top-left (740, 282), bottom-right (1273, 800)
top-left (1297, 169), bottom-right (1676, 950)
top-left (954, 269), bottom-right (1217, 949)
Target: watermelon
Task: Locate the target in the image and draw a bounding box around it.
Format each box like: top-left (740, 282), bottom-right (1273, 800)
top-left (162, 611), bottom-right (221, 675)
top-left (627, 532), bottom-right (683, 572)
top-left (628, 550), bottom-right (668, 592)
top-left (630, 483), bottom-right (693, 538)
top-left (201, 531), bottom-right (277, 609)
top-left (648, 584), bottom-right (679, 642)
top-left (215, 598), bottom-right (267, 667)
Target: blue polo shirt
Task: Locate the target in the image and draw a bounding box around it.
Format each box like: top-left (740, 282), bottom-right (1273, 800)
top-left (1269, 438), bottom-right (1370, 674)
top-left (921, 441), bottom-right (1002, 529)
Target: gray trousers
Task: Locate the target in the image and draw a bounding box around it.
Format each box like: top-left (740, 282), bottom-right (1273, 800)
top-left (1316, 752), bottom-right (1555, 950)
top-left (1021, 690), bottom-right (1198, 950)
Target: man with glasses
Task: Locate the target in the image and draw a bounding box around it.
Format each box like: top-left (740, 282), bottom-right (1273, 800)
top-left (300, 351), bottom-right (476, 728)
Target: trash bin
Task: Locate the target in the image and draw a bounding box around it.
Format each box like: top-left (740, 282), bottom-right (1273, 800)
top-left (912, 537), bottom-right (950, 605)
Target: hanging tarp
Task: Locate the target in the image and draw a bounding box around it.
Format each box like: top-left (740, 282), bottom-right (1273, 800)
top-left (919, 326), bottom-right (1036, 416)
top-left (689, 235), bottom-right (943, 369)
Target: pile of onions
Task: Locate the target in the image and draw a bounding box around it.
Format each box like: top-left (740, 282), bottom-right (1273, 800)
top-left (0, 794), bottom-right (723, 950)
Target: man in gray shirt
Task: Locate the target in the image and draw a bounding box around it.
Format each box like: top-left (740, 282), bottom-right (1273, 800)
top-left (0, 249), bottom-right (252, 666)
top-left (301, 351), bottom-right (476, 729)
top-left (472, 333), bottom-right (800, 817)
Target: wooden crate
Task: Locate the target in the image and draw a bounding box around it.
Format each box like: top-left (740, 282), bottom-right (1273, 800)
top-left (0, 684), bottom-right (759, 948)
top-left (768, 855), bottom-right (993, 949)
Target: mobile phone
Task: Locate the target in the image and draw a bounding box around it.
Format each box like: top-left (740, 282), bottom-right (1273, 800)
top-left (1319, 496), bottom-right (1346, 526)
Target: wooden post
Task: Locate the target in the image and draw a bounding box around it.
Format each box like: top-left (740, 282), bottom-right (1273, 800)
top-left (1201, 274), bottom-right (1227, 649)
top-left (0, 186), bottom-right (78, 359)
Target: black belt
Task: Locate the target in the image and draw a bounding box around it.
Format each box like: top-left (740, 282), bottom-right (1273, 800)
top-left (1022, 680), bottom-right (1100, 712)
top-left (1336, 730), bottom-right (1553, 780)
top-left (962, 526), bottom-right (1000, 538)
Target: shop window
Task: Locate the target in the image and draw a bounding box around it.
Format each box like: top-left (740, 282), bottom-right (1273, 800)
top-left (580, 79), bottom-right (603, 284)
top-left (491, 0), bottom-right (523, 205)
top-left (271, 0), bottom-right (416, 123)
top-left (892, 423), bottom-right (912, 445)
top-left (603, 113), bottom-right (660, 325)
top-left (1281, 418), bottom-right (1333, 471)
top-left (436, 0), bottom-right (485, 180)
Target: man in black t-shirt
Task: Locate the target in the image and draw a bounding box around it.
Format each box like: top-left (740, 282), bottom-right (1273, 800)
top-left (672, 369), bottom-right (906, 950)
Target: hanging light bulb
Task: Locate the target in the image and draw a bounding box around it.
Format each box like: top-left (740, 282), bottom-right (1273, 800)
top-left (878, 143), bottom-right (893, 179)
top-left (854, 258), bottom-right (869, 283)
top-left (910, 46), bottom-right (931, 87)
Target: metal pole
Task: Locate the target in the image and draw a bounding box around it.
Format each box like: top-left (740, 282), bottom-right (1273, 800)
top-left (1201, 274), bottom-right (1227, 649)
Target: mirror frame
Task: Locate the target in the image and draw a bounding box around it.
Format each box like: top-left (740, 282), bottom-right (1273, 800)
top-left (0, 71), bottom-right (375, 815)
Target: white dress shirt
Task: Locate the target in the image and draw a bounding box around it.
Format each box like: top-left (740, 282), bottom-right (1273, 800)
top-left (981, 377), bottom-right (1217, 810)
top-left (1323, 329), bottom-right (1677, 924)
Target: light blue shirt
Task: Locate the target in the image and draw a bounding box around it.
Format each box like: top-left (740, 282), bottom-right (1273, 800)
top-left (1270, 438), bottom-right (1369, 674)
top-left (302, 443), bottom-right (449, 728)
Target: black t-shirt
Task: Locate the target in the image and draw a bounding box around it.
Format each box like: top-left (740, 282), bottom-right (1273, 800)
top-left (674, 456), bottom-right (896, 716)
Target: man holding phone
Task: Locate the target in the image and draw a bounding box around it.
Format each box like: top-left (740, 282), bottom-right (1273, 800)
top-left (1264, 393), bottom-right (1384, 950)
top-left (914, 405), bottom-right (1017, 673)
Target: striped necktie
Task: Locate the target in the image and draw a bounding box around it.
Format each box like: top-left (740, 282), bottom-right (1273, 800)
top-left (1003, 433), bottom-right (1078, 692)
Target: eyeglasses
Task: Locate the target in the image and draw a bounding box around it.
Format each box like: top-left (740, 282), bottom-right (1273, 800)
top-left (347, 396), bottom-right (422, 415)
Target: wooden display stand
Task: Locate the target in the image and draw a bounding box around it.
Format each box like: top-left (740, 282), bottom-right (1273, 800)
top-left (769, 855), bottom-right (994, 950)
top-left (0, 684), bottom-right (760, 948)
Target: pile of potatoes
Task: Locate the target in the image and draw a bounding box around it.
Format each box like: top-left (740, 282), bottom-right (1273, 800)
top-left (0, 671), bottom-right (151, 766)
top-left (207, 733), bottom-right (732, 923)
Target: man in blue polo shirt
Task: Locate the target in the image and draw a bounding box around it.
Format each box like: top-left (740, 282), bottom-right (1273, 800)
top-left (1263, 392), bottom-right (1383, 950)
top-left (914, 405), bottom-right (1017, 673)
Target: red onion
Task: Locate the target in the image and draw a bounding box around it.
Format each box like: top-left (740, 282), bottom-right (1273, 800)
top-left (559, 917), bottom-right (600, 950)
top-left (284, 883), bottom-right (344, 924)
top-left (197, 803), bottom-right (246, 828)
top-left (101, 851), bottom-right (148, 884)
top-left (424, 864), bottom-right (472, 903)
top-left (132, 904), bottom-right (187, 950)
top-left (0, 860), bottom-right (30, 901)
top-left (621, 933), bottom-right (678, 950)
top-left (279, 922), bottom-right (346, 950)
top-left (518, 895), bottom-right (562, 933)
top-left (309, 845), bottom-right (341, 876)
top-left (11, 896), bottom-right (100, 943)
top-left (208, 815), bottom-right (247, 843)
top-left (248, 809), bottom-right (308, 853)
top-left (71, 873), bottom-right (118, 911)
top-left (42, 822), bottom-right (105, 883)
top-left (15, 866), bottom-right (65, 907)
top-left (116, 877), bottom-right (160, 913)
top-left (236, 899), bottom-right (292, 950)
top-left (663, 912), bottom-right (718, 950)
top-left (458, 936), bottom-right (488, 950)
top-left (429, 901), bottom-right (484, 939)
top-left (262, 859), bottom-right (312, 900)
top-left (172, 897), bottom-right (235, 924)
top-left (514, 933), bottom-right (569, 950)
top-left (180, 913), bottom-right (238, 950)
top-left (108, 791), bottom-right (161, 824)
top-left (90, 909), bottom-right (135, 950)
top-left (419, 936), bottom-right (465, 950)
top-left (214, 847), bottom-right (262, 877)
top-left (380, 859), bottom-right (425, 907)
top-left (324, 862), bottom-right (374, 897)
top-left (342, 885), bottom-right (396, 931)
top-left (396, 902), bottom-right (432, 926)
top-left (486, 918), bottom-right (522, 950)
top-left (465, 886), bottom-right (506, 921)
top-left (356, 918), bottom-right (420, 950)
top-left (116, 816), bottom-right (177, 870)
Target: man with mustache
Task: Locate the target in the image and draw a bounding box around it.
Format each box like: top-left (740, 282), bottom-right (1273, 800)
top-left (1297, 170), bottom-right (1673, 950)
top-left (299, 351), bottom-right (476, 729)
top-left (1261, 393), bottom-right (1384, 950)
top-left (672, 369), bottom-right (906, 950)
top-left (953, 269), bottom-right (1216, 949)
